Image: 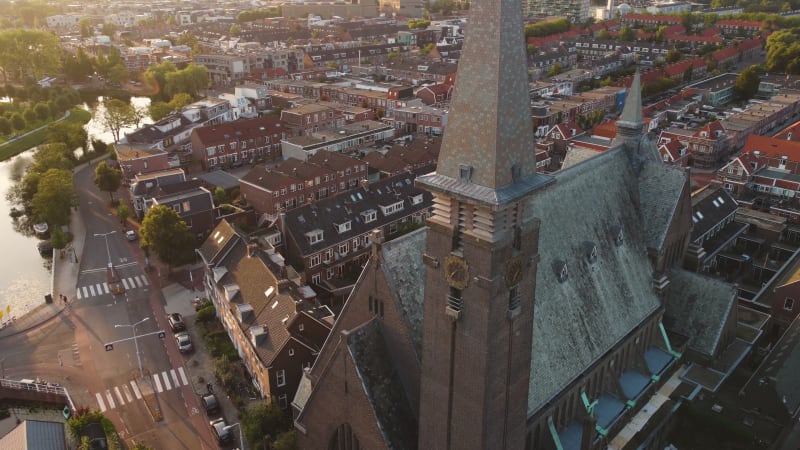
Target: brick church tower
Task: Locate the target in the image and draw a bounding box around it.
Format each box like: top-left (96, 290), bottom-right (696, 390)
top-left (414, 0), bottom-right (554, 446)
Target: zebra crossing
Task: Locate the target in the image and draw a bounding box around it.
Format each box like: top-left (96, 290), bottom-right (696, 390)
top-left (76, 275), bottom-right (149, 300)
top-left (94, 368), bottom-right (190, 412)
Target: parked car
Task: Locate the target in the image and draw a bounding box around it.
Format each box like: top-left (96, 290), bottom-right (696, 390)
top-left (125, 230), bottom-right (137, 241)
top-left (175, 332), bottom-right (192, 353)
top-left (210, 418), bottom-right (232, 444)
top-left (168, 313), bottom-right (185, 332)
top-left (201, 393), bottom-right (219, 414)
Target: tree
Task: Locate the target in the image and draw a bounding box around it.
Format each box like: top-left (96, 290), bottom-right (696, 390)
top-left (735, 65), bottom-right (761, 100)
top-left (148, 101), bottom-right (172, 121)
top-left (683, 66), bottom-right (693, 83)
top-left (34, 102), bottom-right (50, 120)
top-left (79, 18), bottom-right (93, 38)
top-left (0, 29), bottom-right (62, 82)
top-left (100, 98), bottom-right (138, 143)
top-left (0, 116), bottom-right (10, 134)
top-left (47, 121), bottom-right (87, 154)
top-left (665, 49), bottom-right (682, 64)
top-left (164, 64), bottom-right (209, 98)
top-left (10, 112), bottom-right (25, 131)
top-left (169, 92), bottom-right (193, 110)
top-left (118, 203), bottom-right (129, 227)
top-left (597, 29), bottom-right (610, 40)
top-left (271, 430), bottom-right (298, 450)
top-left (548, 63), bottom-right (564, 77)
top-left (229, 24), bottom-right (242, 36)
top-left (32, 168), bottom-right (75, 226)
top-left (93, 161), bottom-right (122, 202)
top-left (140, 205), bottom-right (196, 268)
top-left (241, 401), bottom-right (292, 450)
top-left (23, 108), bottom-right (37, 124)
top-left (618, 26), bottom-right (635, 42)
top-left (51, 226), bottom-right (69, 250)
top-left (213, 187), bottom-right (228, 206)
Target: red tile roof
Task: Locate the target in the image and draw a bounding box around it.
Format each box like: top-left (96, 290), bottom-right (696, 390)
top-left (741, 134), bottom-right (800, 160)
top-left (773, 120), bottom-right (800, 141)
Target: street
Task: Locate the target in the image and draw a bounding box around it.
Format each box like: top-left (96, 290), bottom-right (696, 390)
top-left (3, 159), bottom-right (218, 448)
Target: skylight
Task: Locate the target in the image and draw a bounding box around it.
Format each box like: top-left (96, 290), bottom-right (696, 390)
top-left (717, 196), bottom-right (725, 204)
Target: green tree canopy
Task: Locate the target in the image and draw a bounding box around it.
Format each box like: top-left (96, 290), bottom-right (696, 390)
top-left (93, 161), bottom-right (122, 202)
top-left (0, 29), bottom-right (62, 82)
top-left (241, 401), bottom-right (292, 450)
top-left (0, 117), bottom-right (10, 134)
top-left (735, 65), bottom-right (761, 100)
top-left (618, 26), bottom-right (635, 41)
top-left (100, 98), bottom-right (138, 143)
top-left (164, 64), bottom-right (209, 98)
top-left (148, 101), bottom-right (172, 121)
top-left (524, 18), bottom-right (571, 38)
top-left (10, 112), bottom-right (25, 131)
top-left (32, 168), bottom-right (75, 226)
top-left (140, 205), bottom-right (196, 267)
top-left (47, 121), bottom-right (87, 154)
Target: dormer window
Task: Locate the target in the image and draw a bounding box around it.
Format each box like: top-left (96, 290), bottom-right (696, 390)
top-left (335, 221), bottom-right (352, 233)
top-left (411, 193), bottom-right (424, 205)
top-left (459, 164), bottom-right (473, 182)
top-left (361, 209), bottom-right (377, 223)
top-left (306, 229), bottom-right (324, 245)
top-left (558, 263), bottom-right (569, 283)
top-left (583, 241), bottom-right (598, 264)
top-left (611, 225), bottom-right (623, 246)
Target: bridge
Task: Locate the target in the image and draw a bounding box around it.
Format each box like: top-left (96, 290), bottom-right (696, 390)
top-left (0, 378), bottom-right (75, 412)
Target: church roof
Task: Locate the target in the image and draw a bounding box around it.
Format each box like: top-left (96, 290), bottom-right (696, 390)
top-left (663, 269), bottom-right (736, 357)
top-left (349, 320), bottom-right (418, 450)
top-left (619, 70), bottom-right (643, 125)
top-left (527, 145), bottom-right (680, 413)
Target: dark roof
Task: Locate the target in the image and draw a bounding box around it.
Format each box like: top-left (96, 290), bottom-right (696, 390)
top-left (240, 164), bottom-right (301, 192)
top-left (197, 170), bottom-right (241, 190)
top-left (153, 186), bottom-right (214, 216)
top-left (691, 186), bottom-right (738, 241)
top-left (663, 269), bottom-right (737, 356)
top-left (307, 150), bottom-right (363, 172)
top-left (283, 171), bottom-right (432, 256)
top-left (274, 157), bottom-right (333, 180)
top-left (0, 420), bottom-right (66, 450)
top-left (199, 219), bottom-right (240, 266)
top-left (156, 178), bottom-right (204, 196)
top-left (126, 115), bottom-right (193, 145)
top-left (348, 320), bottom-right (418, 450)
top-left (191, 116), bottom-right (284, 144)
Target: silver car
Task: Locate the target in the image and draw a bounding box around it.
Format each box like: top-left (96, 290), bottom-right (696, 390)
top-left (175, 332), bottom-right (192, 353)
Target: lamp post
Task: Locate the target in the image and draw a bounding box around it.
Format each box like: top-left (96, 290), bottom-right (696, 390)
top-left (115, 317), bottom-right (150, 379)
top-left (225, 422), bottom-right (244, 450)
top-left (94, 231), bottom-right (117, 278)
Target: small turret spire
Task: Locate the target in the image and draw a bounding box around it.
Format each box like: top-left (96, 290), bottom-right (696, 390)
top-left (619, 70), bottom-right (643, 126)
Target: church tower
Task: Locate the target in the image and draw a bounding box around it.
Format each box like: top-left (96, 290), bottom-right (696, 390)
top-left (415, 0), bottom-right (553, 447)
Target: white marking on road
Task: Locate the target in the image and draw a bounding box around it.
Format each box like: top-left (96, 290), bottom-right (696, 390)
top-left (116, 262), bottom-right (138, 269)
top-left (77, 289), bottom-right (82, 300)
top-left (122, 278), bottom-right (130, 290)
top-left (106, 391), bottom-right (115, 409)
top-left (141, 276), bottom-right (149, 286)
top-left (162, 371), bottom-right (172, 390)
top-left (152, 374), bottom-right (163, 393)
top-left (178, 367), bottom-right (189, 386)
top-left (95, 284), bottom-right (103, 295)
top-left (134, 276), bottom-right (144, 288)
top-left (170, 369), bottom-right (179, 388)
top-left (122, 384), bottom-right (133, 402)
top-left (80, 267), bottom-right (107, 274)
top-left (130, 380), bottom-right (142, 399)
top-left (82, 286), bottom-right (89, 298)
top-left (88, 285), bottom-right (96, 296)
top-left (114, 386), bottom-right (125, 405)
top-left (95, 393), bottom-right (106, 412)
top-left (103, 283), bottom-right (110, 294)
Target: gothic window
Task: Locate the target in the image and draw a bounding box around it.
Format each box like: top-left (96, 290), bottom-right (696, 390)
top-left (328, 423), bottom-right (360, 450)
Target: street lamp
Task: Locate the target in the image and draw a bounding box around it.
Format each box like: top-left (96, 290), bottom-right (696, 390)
top-left (115, 317), bottom-right (150, 379)
top-left (225, 422), bottom-right (244, 450)
top-left (94, 231), bottom-right (117, 278)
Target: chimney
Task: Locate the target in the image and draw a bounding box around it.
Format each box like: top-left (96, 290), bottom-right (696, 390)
top-left (247, 242), bottom-right (259, 257)
top-left (370, 229), bottom-right (385, 267)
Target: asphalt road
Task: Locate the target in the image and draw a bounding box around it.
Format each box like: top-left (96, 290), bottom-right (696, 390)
top-left (0, 160), bottom-right (219, 448)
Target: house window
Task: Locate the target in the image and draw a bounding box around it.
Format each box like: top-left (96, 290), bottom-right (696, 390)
top-left (182, 201), bottom-right (191, 212)
top-left (338, 242), bottom-right (348, 255)
top-left (299, 323), bottom-right (304, 331)
top-left (278, 394), bottom-right (288, 409)
top-left (785, 298), bottom-right (795, 311)
top-left (310, 254), bottom-right (321, 267)
top-left (361, 209), bottom-right (377, 223)
top-left (389, 222), bottom-right (398, 234)
top-left (306, 230), bottom-right (324, 244)
top-left (289, 348), bottom-right (295, 356)
top-left (276, 369), bottom-right (286, 387)
top-left (311, 273), bottom-right (321, 284)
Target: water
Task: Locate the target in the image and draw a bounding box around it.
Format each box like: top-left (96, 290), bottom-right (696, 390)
top-left (0, 96), bottom-right (152, 322)
top-left (81, 96), bottom-right (152, 144)
top-left (0, 149), bottom-right (50, 322)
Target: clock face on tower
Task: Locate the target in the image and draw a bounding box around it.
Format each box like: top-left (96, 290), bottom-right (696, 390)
top-left (506, 257), bottom-right (525, 286)
top-left (444, 255), bottom-right (469, 290)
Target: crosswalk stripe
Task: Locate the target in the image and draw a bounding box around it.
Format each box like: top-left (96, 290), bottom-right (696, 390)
top-left (89, 285), bottom-right (96, 296)
top-left (170, 369), bottom-right (179, 388)
top-left (152, 374), bottom-right (163, 393)
top-left (95, 283), bottom-right (103, 295)
top-left (114, 386), bottom-right (125, 405)
top-left (82, 286), bottom-right (88, 298)
top-left (140, 276), bottom-right (149, 286)
top-left (77, 289), bottom-right (82, 300)
top-left (162, 371), bottom-right (172, 390)
top-left (103, 283), bottom-right (110, 294)
top-left (106, 391), bottom-right (115, 409)
top-left (95, 393), bottom-right (106, 412)
top-left (134, 276), bottom-right (143, 288)
top-left (122, 384), bottom-right (133, 403)
top-left (130, 380), bottom-right (142, 399)
top-left (178, 367), bottom-right (189, 386)
top-left (122, 278), bottom-right (130, 290)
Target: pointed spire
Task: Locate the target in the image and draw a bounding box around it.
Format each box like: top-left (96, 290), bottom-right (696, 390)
top-left (431, 0), bottom-right (538, 190)
top-left (619, 70), bottom-right (643, 126)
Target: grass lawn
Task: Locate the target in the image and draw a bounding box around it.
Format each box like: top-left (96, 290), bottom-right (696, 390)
top-left (0, 108), bottom-right (92, 162)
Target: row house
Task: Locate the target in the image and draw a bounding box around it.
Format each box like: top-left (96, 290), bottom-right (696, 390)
top-left (124, 98), bottom-right (233, 163)
top-left (240, 151), bottom-right (368, 219)
top-left (774, 119), bottom-right (800, 142)
top-left (620, 14), bottom-right (682, 27)
top-left (573, 39), bottom-right (671, 63)
top-left (529, 46), bottom-right (577, 78)
top-left (397, 29), bottom-right (438, 48)
top-left (710, 39), bottom-right (762, 68)
top-left (280, 171), bottom-right (433, 303)
top-left (250, 48), bottom-right (304, 73)
top-left (217, 84), bottom-right (273, 119)
top-left (722, 95), bottom-right (800, 149)
top-left (529, 80), bottom-right (574, 98)
top-left (717, 20), bottom-right (764, 37)
top-left (115, 145), bottom-right (173, 185)
top-left (663, 57), bottom-right (707, 83)
top-left (129, 168), bottom-right (186, 217)
top-left (318, 86), bottom-right (392, 116)
top-left (688, 73), bottom-right (739, 107)
top-left (281, 120), bottom-right (395, 161)
top-left (189, 116), bottom-right (288, 171)
top-left (375, 59), bottom-right (457, 85)
top-left (302, 43), bottom-right (407, 69)
top-left (265, 79), bottom-right (326, 100)
top-left (658, 139), bottom-right (690, 167)
top-left (198, 220), bottom-right (333, 409)
top-left (386, 103), bottom-right (448, 136)
top-left (659, 121), bottom-right (729, 169)
top-left (194, 54), bottom-right (252, 86)
top-left (151, 181), bottom-right (216, 236)
top-left (280, 103), bottom-right (345, 137)
top-left (665, 33), bottom-right (724, 47)
top-left (683, 186), bottom-right (743, 274)
top-left (362, 137), bottom-right (440, 178)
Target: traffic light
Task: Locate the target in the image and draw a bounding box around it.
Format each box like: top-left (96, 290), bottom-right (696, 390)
top-left (104, 343), bottom-right (114, 351)
top-left (158, 331), bottom-right (166, 339)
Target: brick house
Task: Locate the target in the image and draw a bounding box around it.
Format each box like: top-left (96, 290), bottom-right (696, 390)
top-left (198, 220), bottom-right (333, 409)
top-left (280, 103), bottom-right (345, 137)
top-left (659, 121), bottom-right (729, 169)
top-left (416, 83), bottom-right (453, 106)
top-left (150, 181), bottom-right (216, 236)
top-left (240, 167), bottom-right (306, 219)
top-left (280, 171), bottom-right (433, 303)
top-left (189, 116), bottom-right (288, 171)
top-left (307, 150), bottom-right (368, 194)
top-left (114, 145), bottom-right (173, 184)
